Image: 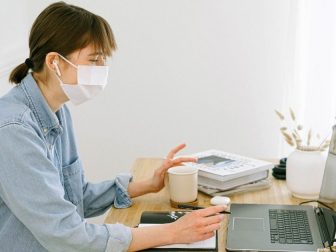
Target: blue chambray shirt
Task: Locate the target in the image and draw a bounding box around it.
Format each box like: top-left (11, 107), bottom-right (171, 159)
top-left (0, 74), bottom-right (133, 252)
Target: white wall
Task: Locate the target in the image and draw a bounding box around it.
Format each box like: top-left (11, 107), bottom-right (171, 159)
top-left (1, 1), bottom-right (293, 182)
top-left (71, 0), bottom-right (293, 181)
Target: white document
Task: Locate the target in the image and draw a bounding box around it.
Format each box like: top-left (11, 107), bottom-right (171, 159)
top-left (185, 149), bottom-right (273, 179)
top-left (138, 223), bottom-right (216, 249)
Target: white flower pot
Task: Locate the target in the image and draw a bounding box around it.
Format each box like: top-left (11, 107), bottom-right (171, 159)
top-left (286, 149), bottom-right (327, 199)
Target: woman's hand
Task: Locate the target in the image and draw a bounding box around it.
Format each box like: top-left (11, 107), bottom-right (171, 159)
top-left (148, 143), bottom-right (197, 193)
top-left (167, 205), bottom-right (226, 244)
top-left (127, 143), bottom-right (197, 198)
top-left (128, 205), bottom-right (226, 251)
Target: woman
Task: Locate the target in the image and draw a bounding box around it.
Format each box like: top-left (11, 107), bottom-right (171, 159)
top-left (0, 2), bottom-right (225, 251)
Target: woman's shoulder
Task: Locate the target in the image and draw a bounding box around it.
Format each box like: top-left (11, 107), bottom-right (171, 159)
top-left (0, 93), bottom-right (36, 129)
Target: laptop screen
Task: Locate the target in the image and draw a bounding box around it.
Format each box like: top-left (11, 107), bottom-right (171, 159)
top-left (318, 207), bottom-right (336, 247)
top-left (319, 125), bottom-right (336, 202)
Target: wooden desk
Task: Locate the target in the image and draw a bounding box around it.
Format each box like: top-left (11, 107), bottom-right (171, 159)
top-left (105, 158), bottom-right (335, 251)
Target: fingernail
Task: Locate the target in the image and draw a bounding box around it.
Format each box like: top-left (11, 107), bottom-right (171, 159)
top-left (220, 214), bottom-right (225, 220)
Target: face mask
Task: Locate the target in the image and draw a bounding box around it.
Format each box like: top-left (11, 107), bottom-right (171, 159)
top-left (53, 54), bottom-right (109, 105)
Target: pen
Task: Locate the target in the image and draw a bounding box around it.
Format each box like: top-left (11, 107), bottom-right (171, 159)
top-left (177, 204), bottom-right (231, 214)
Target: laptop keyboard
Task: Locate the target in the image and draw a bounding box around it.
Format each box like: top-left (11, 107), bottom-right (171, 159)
top-left (269, 209), bottom-right (313, 244)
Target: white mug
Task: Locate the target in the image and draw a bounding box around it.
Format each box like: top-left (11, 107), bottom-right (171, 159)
top-left (167, 165), bottom-right (198, 203)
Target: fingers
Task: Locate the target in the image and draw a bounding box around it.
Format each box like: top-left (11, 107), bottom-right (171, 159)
top-left (173, 210), bottom-right (221, 244)
top-left (167, 143), bottom-right (186, 159)
top-left (197, 216), bottom-right (222, 240)
top-left (204, 223), bottom-right (221, 233)
top-left (173, 157), bottom-right (197, 164)
top-left (202, 214), bottom-right (224, 226)
top-left (158, 156), bottom-right (197, 175)
top-left (201, 231), bottom-right (216, 240)
top-left (198, 205), bottom-right (227, 217)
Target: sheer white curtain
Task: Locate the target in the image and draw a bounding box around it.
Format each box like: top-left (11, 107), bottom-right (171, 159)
top-left (280, 0), bottom-right (336, 155)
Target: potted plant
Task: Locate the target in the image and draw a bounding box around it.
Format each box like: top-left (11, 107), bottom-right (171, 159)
top-left (275, 108), bottom-right (330, 199)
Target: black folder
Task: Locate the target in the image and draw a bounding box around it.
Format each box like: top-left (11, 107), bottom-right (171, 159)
top-left (139, 211), bottom-right (218, 252)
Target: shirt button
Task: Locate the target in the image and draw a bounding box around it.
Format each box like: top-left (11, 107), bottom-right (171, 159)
top-left (43, 128), bottom-right (48, 133)
top-left (49, 144), bottom-right (53, 150)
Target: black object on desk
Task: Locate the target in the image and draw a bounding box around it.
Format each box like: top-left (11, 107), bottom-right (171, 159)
top-left (140, 211), bottom-right (188, 224)
top-left (177, 204), bottom-right (231, 215)
top-left (272, 157), bottom-right (287, 180)
top-left (139, 211), bottom-right (218, 252)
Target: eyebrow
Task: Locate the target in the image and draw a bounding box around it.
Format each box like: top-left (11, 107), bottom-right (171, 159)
top-left (88, 52), bottom-right (104, 56)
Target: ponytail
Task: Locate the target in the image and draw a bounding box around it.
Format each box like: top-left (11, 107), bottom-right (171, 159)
top-left (9, 62), bottom-right (30, 84)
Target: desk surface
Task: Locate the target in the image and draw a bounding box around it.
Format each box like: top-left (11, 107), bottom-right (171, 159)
top-left (104, 158), bottom-right (335, 252)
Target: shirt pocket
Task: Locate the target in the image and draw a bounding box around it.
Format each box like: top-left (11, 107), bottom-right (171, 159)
top-left (62, 158), bottom-right (83, 206)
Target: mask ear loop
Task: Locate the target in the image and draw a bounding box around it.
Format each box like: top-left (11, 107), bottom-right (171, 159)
top-left (53, 60), bottom-right (62, 76)
top-left (58, 54), bottom-right (78, 69)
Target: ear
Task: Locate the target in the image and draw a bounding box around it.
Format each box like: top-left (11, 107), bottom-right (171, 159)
top-left (53, 61), bottom-right (61, 77)
top-left (45, 52), bottom-right (60, 75)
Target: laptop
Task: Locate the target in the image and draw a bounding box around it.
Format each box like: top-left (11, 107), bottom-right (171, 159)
top-left (226, 129), bottom-right (336, 251)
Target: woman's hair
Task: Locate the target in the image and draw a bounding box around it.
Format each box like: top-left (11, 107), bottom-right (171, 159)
top-left (9, 1), bottom-right (116, 84)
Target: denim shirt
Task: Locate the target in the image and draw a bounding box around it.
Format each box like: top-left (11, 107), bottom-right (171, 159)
top-left (0, 74), bottom-right (133, 252)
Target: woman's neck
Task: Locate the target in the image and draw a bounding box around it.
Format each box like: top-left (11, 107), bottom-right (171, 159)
top-left (32, 72), bottom-right (68, 113)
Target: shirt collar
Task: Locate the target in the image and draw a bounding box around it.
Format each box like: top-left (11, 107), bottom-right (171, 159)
top-left (20, 73), bottom-right (62, 135)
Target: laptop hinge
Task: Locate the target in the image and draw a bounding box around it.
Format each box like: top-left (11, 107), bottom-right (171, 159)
top-left (315, 207), bottom-right (333, 248)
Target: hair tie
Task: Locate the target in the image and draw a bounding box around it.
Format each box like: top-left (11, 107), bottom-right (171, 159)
top-left (24, 58), bottom-right (34, 69)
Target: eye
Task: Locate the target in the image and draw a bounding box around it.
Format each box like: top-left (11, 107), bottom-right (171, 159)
top-left (89, 57), bottom-right (107, 66)
top-left (88, 59), bottom-right (99, 65)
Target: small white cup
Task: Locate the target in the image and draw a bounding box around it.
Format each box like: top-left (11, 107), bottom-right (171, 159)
top-left (167, 165), bottom-right (198, 203)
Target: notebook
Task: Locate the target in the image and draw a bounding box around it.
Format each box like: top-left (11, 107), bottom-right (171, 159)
top-left (139, 211), bottom-right (218, 251)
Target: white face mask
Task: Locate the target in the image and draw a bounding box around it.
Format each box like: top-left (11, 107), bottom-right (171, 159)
top-left (54, 54), bottom-right (109, 105)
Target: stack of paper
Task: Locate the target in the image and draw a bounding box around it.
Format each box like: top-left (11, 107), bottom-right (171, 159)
top-left (198, 178), bottom-right (271, 197)
top-left (185, 150), bottom-right (273, 192)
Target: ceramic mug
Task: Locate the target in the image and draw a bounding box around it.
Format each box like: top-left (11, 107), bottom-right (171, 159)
top-left (167, 165), bottom-right (198, 203)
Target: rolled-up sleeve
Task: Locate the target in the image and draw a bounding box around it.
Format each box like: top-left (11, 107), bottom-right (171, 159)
top-left (0, 123), bottom-right (132, 252)
top-left (105, 223), bottom-right (133, 251)
top-left (82, 173), bottom-right (133, 218)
